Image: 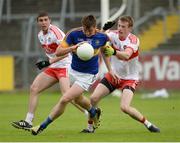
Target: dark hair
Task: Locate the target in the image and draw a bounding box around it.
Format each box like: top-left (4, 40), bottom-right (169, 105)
top-left (81, 15), bottom-right (96, 29)
top-left (37, 11), bottom-right (49, 21)
top-left (119, 15), bottom-right (134, 27)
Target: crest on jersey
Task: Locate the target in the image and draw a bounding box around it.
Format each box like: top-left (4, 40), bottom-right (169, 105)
top-left (95, 40), bottom-right (100, 45)
top-left (48, 37), bottom-right (51, 42)
top-left (123, 45), bottom-right (127, 49)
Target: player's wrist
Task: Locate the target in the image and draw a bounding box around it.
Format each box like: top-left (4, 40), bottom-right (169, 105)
top-left (35, 60), bottom-right (50, 70)
top-left (49, 59), bottom-right (53, 64)
top-left (70, 45), bottom-right (77, 52)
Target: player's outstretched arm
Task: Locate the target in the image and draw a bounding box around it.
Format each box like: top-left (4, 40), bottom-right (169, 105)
top-left (55, 44), bottom-right (78, 57)
top-left (102, 20), bottom-right (116, 32)
top-left (49, 55), bottom-right (68, 64)
top-left (35, 54), bottom-right (68, 70)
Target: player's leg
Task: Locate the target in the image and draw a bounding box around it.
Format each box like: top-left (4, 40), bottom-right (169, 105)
top-left (28, 72), bottom-right (57, 115)
top-left (12, 72), bottom-right (57, 130)
top-left (90, 72), bottom-right (118, 106)
top-left (120, 88), bottom-right (143, 120)
top-left (73, 93), bottom-right (91, 110)
top-left (31, 69), bottom-right (101, 135)
top-left (58, 76), bottom-right (87, 114)
top-left (90, 77), bottom-right (117, 127)
top-left (120, 87), bottom-right (160, 132)
top-left (90, 83), bottom-right (111, 106)
top-left (68, 69), bottom-right (102, 120)
top-left (51, 83), bottom-right (88, 119)
top-left (81, 78), bottom-right (113, 133)
top-left (31, 83), bottom-right (86, 135)
top-left (73, 95), bottom-right (90, 115)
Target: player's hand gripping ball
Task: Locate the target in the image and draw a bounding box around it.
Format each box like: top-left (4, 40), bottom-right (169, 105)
top-left (76, 42), bottom-right (94, 61)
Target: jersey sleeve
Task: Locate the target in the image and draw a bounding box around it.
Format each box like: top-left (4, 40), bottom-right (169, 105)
top-left (60, 30), bottom-right (74, 48)
top-left (56, 31), bottom-right (65, 45)
top-left (106, 31), bottom-right (118, 49)
top-left (50, 25), bottom-right (65, 45)
top-left (106, 31), bottom-right (114, 42)
top-left (60, 40), bottom-right (70, 48)
top-left (64, 31), bottom-right (74, 46)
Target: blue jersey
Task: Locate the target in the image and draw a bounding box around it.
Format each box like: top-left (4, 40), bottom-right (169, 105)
top-left (64, 27), bottom-right (108, 74)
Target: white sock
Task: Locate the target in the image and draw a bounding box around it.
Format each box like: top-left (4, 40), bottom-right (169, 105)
top-left (144, 120), bottom-right (152, 128)
top-left (25, 112), bottom-right (34, 125)
top-left (87, 124), bottom-right (94, 132)
top-left (87, 120), bottom-right (94, 132)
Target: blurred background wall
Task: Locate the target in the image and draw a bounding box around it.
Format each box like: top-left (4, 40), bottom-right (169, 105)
top-left (0, 0), bottom-right (179, 90)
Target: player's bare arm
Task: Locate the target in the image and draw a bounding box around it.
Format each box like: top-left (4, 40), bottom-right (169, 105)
top-left (104, 45), bottom-right (133, 60)
top-left (49, 54), bottom-right (68, 64)
top-left (101, 46), bottom-right (120, 84)
top-left (55, 43), bottom-right (77, 56)
top-left (115, 47), bottom-right (133, 60)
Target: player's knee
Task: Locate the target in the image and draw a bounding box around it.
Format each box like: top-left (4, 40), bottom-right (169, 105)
top-left (30, 84), bottom-right (39, 94)
top-left (120, 104), bottom-right (130, 114)
top-left (60, 96), bottom-right (72, 104)
top-left (90, 96), bottom-right (99, 106)
top-left (73, 98), bottom-right (81, 105)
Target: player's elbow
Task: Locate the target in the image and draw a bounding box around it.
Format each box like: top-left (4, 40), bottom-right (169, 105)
top-left (55, 52), bottom-right (60, 57)
top-left (121, 48), bottom-right (133, 60)
top-left (123, 54), bottom-right (131, 60)
top-left (117, 53), bottom-right (130, 60)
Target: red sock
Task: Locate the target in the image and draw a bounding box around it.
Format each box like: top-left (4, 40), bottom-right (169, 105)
top-left (88, 120), bottom-right (93, 124)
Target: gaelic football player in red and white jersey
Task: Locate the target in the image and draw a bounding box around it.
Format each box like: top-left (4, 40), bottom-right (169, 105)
top-left (12, 12), bottom-right (86, 130)
top-left (83, 15), bottom-right (160, 133)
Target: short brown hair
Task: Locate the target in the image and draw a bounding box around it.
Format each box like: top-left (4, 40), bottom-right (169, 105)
top-left (119, 16), bottom-right (134, 27)
top-left (81, 15), bottom-right (96, 29)
top-left (37, 11), bottom-right (49, 21)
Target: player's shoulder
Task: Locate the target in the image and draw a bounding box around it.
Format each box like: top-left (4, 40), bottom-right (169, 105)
top-left (64, 27), bottom-right (82, 39)
top-left (106, 30), bottom-right (118, 36)
top-left (49, 24), bottom-right (65, 39)
top-left (67, 27), bottom-right (82, 35)
top-left (95, 29), bottom-right (108, 39)
top-left (127, 33), bottom-right (139, 44)
top-left (106, 30), bottom-right (119, 40)
top-left (49, 24), bottom-right (61, 31)
top-left (108, 30), bottom-right (119, 34)
top-left (96, 29), bottom-right (105, 34)
top-left (49, 24), bottom-right (65, 35)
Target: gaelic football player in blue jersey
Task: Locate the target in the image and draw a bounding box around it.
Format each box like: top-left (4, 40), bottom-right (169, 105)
top-left (30, 15), bottom-right (113, 135)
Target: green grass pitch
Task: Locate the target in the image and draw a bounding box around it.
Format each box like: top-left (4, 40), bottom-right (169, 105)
top-left (0, 90), bottom-right (180, 142)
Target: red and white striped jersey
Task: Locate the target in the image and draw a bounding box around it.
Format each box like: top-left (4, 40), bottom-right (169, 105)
top-left (38, 24), bottom-right (71, 68)
top-left (107, 30), bottom-right (140, 80)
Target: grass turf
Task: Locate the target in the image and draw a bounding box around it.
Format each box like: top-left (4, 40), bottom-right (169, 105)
top-left (0, 90), bottom-right (179, 142)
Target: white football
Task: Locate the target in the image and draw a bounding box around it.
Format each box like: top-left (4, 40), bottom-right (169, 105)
top-left (76, 42), bottom-right (94, 61)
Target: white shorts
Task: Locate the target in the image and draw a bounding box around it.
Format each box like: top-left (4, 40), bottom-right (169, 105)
top-left (69, 68), bottom-right (97, 91)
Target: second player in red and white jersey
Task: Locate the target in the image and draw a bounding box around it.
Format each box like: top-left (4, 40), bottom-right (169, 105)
top-left (107, 30), bottom-right (139, 80)
top-left (85, 16), bottom-right (160, 133)
top-left (11, 12), bottom-right (78, 129)
top-left (38, 24), bottom-right (71, 68)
